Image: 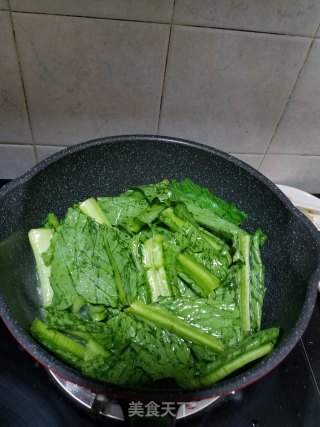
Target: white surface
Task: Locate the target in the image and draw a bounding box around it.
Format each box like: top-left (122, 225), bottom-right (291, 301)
top-left (276, 184), bottom-right (320, 230)
top-left (276, 184), bottom-right (320, 214)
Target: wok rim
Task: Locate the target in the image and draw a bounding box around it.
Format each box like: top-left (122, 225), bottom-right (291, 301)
top-left (0, 134), bottom-right (319, 402)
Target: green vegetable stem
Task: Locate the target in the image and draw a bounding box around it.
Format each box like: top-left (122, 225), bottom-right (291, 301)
top-left (126, 300), bottom-right (224, 353)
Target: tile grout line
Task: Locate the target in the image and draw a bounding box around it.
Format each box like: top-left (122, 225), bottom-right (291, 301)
top-left (0, 141), bottom-right (64, 148)
top-left (257, 22), bottom-right (320, 171)
top-left (171, 22), bottom-right (314, 39)
top-left (256, 152), bottom-right (320, 157)
top-left (9, 10), bottom-right (316, 39)
top-left (156, 0), bottom-right (175, 134)
top-left (8, 6), bottom-right (39, 163)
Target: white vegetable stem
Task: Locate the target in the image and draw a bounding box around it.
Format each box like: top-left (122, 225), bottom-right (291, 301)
top-left (239, 235), bottom-right (251, 333)
top-left (79, 197), bottom-right (111, 226)
top-left (28, 228), bottom-right (53, 307)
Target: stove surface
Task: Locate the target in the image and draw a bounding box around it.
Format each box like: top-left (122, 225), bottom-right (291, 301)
top-left (1, 179), bottom-right (320, 426)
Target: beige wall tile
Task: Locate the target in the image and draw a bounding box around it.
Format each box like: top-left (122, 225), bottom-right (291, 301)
top-left (35, 145), bottom-right (66, 161)
top-left (174, 0), bottom-right (320, 36)
top-left (13, 13), bottom-right (170, 145)
top-left (0, 12), bottom-right (32, 143)
top-left (159, 26), bottom-right (310, 153)
top-left (10, 0), bottom-right (174, 23)
top-left (231, 153), bottom-right (263, 170)
top-left (0, 144), bottom-right (36, 178)
top-left (0, 0), bottom-right (8, 10)
top-left (269, 40), bottom-right (320, 155)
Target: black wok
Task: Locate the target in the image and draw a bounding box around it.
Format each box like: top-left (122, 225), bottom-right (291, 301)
top-left (0, 135), bottom-right (319, 408)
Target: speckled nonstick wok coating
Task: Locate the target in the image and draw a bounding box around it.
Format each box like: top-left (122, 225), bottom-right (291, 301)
top-left (0, 135), bottom-right (319, 402)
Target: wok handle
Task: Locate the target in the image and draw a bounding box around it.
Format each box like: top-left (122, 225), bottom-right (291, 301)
top-left (120, 401), bottom-right (177, 426)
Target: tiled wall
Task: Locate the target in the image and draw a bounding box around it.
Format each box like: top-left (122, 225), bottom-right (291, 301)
top-left (1, 1), bottom-right (320, 192)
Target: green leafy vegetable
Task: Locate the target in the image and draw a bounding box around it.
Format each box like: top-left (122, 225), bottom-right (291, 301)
top-left (105, 312), bottom-right (194, 384)
top-left (156, 297), bottom-right (242, 347)
top-left (170, 178), bottom-right (248, 225)
top-left (28, 178), bottom-right (278, 390)
top-left (186, 327), bottom-right (279, 388)
top-left (126, 300), bottom-right (225, 353)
